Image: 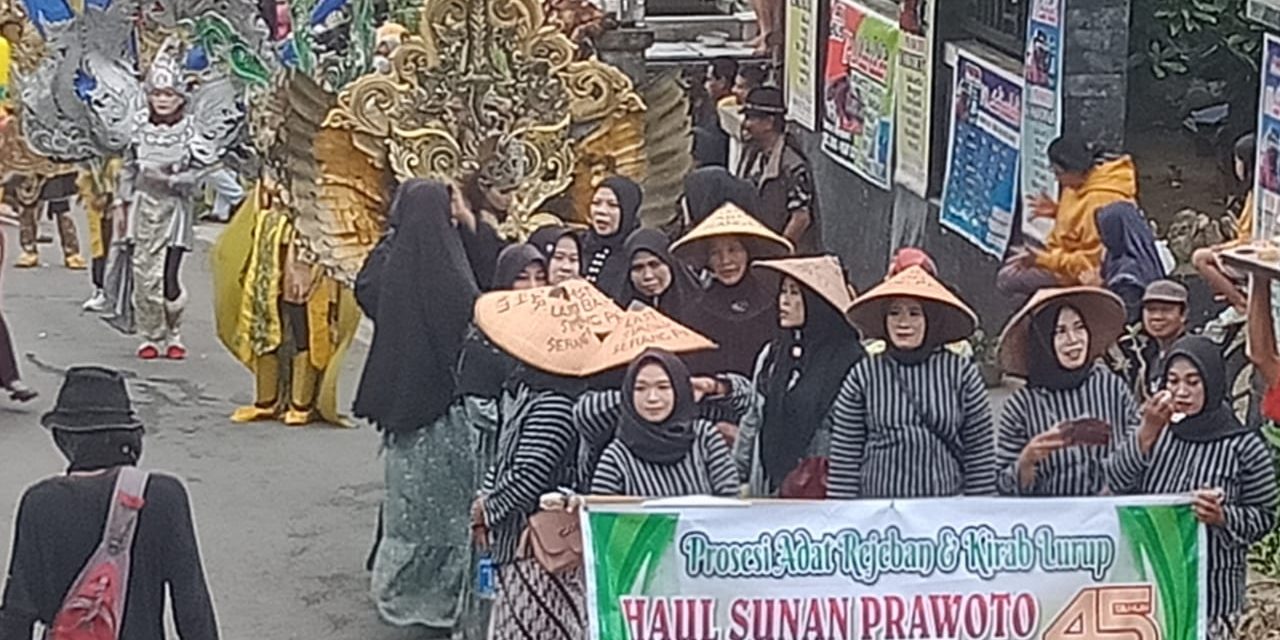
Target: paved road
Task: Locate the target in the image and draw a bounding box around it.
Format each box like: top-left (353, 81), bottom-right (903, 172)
top-left (0, 222), bottom-right (420, 640)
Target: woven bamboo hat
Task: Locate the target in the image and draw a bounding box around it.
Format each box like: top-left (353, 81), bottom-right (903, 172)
top-left (754, 255), bottom-right (858, 316)
top-left (474, 279), bottom-right (623, 376)
top-left (670, 202), bottom-right (794, 262)
top-left (997, 286), bottom-right (1126, 377)
top-left (846, 265), bottom-right (978, 344)
top-left (586, 302), bottom-right (717, 374)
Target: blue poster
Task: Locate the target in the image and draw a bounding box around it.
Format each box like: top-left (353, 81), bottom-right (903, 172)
top-left (1019, 0), bottom-right (1064, 245)
top-left (940, 50), bottom-right (1023, 257)
top-left (1255, 33), bottom-right (1280, 240)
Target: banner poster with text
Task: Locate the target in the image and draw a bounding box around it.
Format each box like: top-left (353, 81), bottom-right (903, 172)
top-left (940, 50), bottom-right (1023, 258)
top-left (1255, 33), bottom-right (1280, 240)
top-left (820, 0), bottom-right (899, 190)
top-left (893, 0), bottom-right (936, 197)
top-left (1019, 0), bottom-right (1064, 245)
top-left (785, 0), bottom-right (819, 130)
top-left (583, 497), bottom-right (1207, 640)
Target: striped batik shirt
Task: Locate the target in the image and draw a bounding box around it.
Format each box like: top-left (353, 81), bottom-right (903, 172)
top-left (827, 351), bottom-right (996, 499)
top-left (996, 366), bottom-right (1139, 496)
top-left (591, 423), bottom-right (740, 498)
top-left (1108, 428), bottom-right (1278, 618)
top-left (482, 386), bottom-right (580, 564)
top-left (574, 389), bottom-right (746, 491)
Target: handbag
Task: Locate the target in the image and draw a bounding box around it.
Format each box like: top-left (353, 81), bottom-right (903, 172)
top-left (517, 509), bottom-right (583, 574)
top-left (779, 456), bottom-right (828, 499)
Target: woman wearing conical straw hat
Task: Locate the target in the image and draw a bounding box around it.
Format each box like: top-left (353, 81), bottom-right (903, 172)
top-left (674, 202), bottom-right (794, 376)
top-left (720, 255), bottom-right (866, 497)
top-left (994, 287), bottom-right (1137, 497)
top-left (829, 266), bottom-right (996, 498)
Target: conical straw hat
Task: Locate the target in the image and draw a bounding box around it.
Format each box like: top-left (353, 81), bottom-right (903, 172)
top-left (754, 255), bottom-right (858, 316)
top-left (845, 265), bottom-right (978, 344)
top-left (585, 302), bottom-right (718, 374)
top-left (473, 279), bottom-right (624, 376)
top-left (997, 286), bottom-right (1126, 377)
top-left (670, 202), bottom-right (794, 261)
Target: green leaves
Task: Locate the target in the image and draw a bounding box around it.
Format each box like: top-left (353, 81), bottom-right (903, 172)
top-left (1117, 505), bottom-right (1200, 640)
top-left (1134, 0), bottom-right (1262, 79)
top-left (589, 512), bottom-right (680, 640)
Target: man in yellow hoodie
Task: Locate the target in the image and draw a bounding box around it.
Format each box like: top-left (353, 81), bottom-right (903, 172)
top-left (997, 135), bottom-right (1139, 296)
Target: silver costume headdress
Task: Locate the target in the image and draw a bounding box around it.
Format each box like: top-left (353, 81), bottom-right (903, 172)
top-left (145, 37), bottom-right (190, 97)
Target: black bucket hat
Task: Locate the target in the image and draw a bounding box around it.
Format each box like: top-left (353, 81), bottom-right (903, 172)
top-left (41, 366), bottom-right (144, 432)
top-left (742, 87), bottom-right (787, 118)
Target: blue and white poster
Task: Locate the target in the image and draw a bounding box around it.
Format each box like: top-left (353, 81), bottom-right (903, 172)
top-left (941, 50), bottom-right (1023, 257)
top-left (1255, 33), bottom-right (1280, 240)
top-left (1019, 0), bottom-right (1064, 244)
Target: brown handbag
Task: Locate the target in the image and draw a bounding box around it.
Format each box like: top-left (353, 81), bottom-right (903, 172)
top-left (779, 456), bottom-right (829, 499)
top-left (518, 509), bottom-right (584, 574)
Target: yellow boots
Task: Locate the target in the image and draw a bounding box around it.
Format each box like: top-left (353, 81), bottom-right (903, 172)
top-left (283, 352), bottom-right (318, 426)
top-left (231, 352), bottom-right (319, 426)
top-left (231, 353), bottom-right (280, 423)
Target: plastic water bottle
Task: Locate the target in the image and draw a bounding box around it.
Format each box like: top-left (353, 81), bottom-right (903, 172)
top-left (475, 552), bottom-right (497, 600)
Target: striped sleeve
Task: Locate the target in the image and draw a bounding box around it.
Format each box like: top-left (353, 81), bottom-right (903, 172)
top-left (590, 444), bottom-right (628, 496)
top-left (827, 363), bottom-right (867, 499)
top-left (574, 390), bottom-right (623, 452)
top-left (483, 400), bottom-right (576, 527)
top-left (996, 389), bottom-right (1032, 496)
top-left (724, 349), bottom-right (767, 481)
top-left (702, 424), bottom-right (743, 497)
top-left (1221, 433), bottom-right (1279, 547)
top-left (1106, 431), bottom-right (1155, 494)
top-left (958, 361), bottom-right (996, 496)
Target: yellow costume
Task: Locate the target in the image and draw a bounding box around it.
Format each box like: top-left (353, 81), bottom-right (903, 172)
top-left (213, 186), bottom-right (360, 426)
top-left (1036, 156), bottom-right (1138, 283)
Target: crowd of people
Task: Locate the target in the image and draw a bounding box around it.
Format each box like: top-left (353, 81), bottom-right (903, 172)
top-left (0, 52), bottom-right (1278, 640)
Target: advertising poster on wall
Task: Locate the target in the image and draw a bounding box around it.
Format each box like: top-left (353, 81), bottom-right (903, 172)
top-left (893, 0), bottom-right (936, 197)
top-left (1255, 33), bottom-right (1280, 240)
top-left (940, 50), bottom-right (1023, 257)
top-left (784, 0), bottom-right (820, 130)
top-left (1019, 0), bottom-right (1064, 244)
top-left (820, 0), bottom-right (899, 190)
top-left (584, 497), bottom-right (1207, 640)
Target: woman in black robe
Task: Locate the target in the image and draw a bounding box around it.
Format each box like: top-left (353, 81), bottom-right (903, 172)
top-left (623, 227), bottom-right (700, 324)
top-left (579, 176), bottom-right (642, 301)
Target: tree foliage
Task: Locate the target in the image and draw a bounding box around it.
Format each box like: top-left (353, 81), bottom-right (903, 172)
top-left (1132, 0), bottom-right (1263, 81)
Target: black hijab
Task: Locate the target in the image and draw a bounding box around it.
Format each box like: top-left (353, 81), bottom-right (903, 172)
top-left (682, 166), bottom-right (759, 230)
top-left (528, 225), bottom-right (579, 262)
top-left (883, 298), bottom-right (945, 367)
top-left (1162, 336), bottom-right (1251, 442)
top-left (1097, 202), bottom-right (1164, 300)
top-left (685, 238), bottom-right (777, 375)
top-left (624, 228), bottom-right (700, 322)
top-left (618, 349), bottom-right (699, 465)
top-left (353, 180), bottom-right (480, 432)
top-left (760, 286), bottom-right (865, 490)
top-left (1026, 303), bottom-right (1094, 391)
top-left (493, 244), bottom-right (546, 289)
top-left (454, 246), bottom-right (544, 400)
top-left (582, 177), bottom-right (643, 301)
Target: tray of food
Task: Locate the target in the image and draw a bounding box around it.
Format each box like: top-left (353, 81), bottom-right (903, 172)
top-left (1220, 242), bottom-right (1280, 279)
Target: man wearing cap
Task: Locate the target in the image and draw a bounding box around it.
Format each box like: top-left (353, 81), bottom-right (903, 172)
top-left (1107, 279), bottom-right (1189, 401)
top-left (736, 86), bottom-right (822, 254)
top-left (0, 366), bottom-right (218, 640)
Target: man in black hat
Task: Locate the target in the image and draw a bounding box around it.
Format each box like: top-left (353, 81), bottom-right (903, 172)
top-left (735, 86), bottom-right (822, 253)
top-left (0, 366), bottom-right (219, 640)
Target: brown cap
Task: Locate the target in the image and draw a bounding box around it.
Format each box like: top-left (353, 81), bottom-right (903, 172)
top-left (1142, 279), bottom-right (1188, 306)
top-left (998, 286), bottom-right (1126, 377)
top-left (845, 266), bottom-right (978, 344)
top-left (753, 255), bottom-right (858, 316)
top-left (670, 202), bottom-right (794, 261)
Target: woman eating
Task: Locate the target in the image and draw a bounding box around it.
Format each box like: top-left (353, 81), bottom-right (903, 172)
top-left (580, 177), bottom-right (642, 301)
top-left (726, 256), bottom-right (865, 496)
top-left (995, 287), bottom-right (1136, 496)
top-left (673, 203), bottom-right (793, 375)
top-left (1108, 336), bottom-right (1277, 636)
top-left (586, 348), bottom-right (739, 497)
top-left (624, 228), bottom-right (699, 323)
top-left (828, 266), bottom-right (995, 498)
top-left (528, 225), bottom-right (581, 285)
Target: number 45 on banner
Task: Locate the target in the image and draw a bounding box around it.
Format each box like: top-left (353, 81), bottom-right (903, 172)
top-left (1044, 586), bottom-right (1160, 640)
